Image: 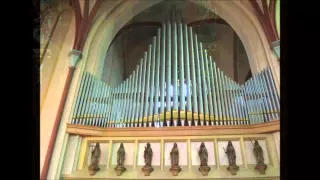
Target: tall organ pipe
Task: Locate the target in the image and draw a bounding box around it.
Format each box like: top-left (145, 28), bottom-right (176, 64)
top-left (131, 65), bottom-right (139, 127)
top-left (256, 73), bottom-right (272, 122)
top-left (136, 58), bottom-right (143, 126)
top-left (103, 85), bottom-right (112, 127)
top-left (194, 35), bottom-right (204, 124)
top-left (154, 28), bottom-right (161, 126)
top-left (93, 81), bottom-right (103, 126)
top-left (72, 72), bottom-right (86, 124)
top-left (231, 81), bottom-right (239, 125)
top-left (96, 82), bottom-right (104, 127)
top-left (165, 20), bottom-right (172, 125)
top-left (172, 18), bottom-right (179, 121)
top-left (160, 23), bottom-right (166, 123)
top-left (265, 68), bottom-right (280, 119)
top-left (226, 76), bottom-right (233, 125)
top-left (90, 77), bottom-right (99, 126)
top-left (124, 77), bottom-right (131, 126)
top-left (115, 85), bottom-right (123, 127)
top-left (149, 37), bottom-right (157, 127)
top-left (204, 50), bottom-right (214, 124)
top-left (127, 73), bottom-right (135, 127)
top-left (78, 73), bottom-right (90, 125)
top-left (188, 27), bottom-right (198, 125)
top-left (217, 69), bottom-right (225, 125)
top-left (228, 78), bottom-right (236, 125)
top-left (252, 75), bottom-right (265, 123)
top-left (221, 73), bottom-right (229, 125)
top-left (144, 45), bottom-right (152, 126)
top-left (240, 85), bottom-right (249, 124)
top-left (178, 22), bottom-right (185, 126)
top-left (202, 46), bottom-right (210, 123)
top-left (199, 43), bottom-right (209, 125)
top-left (82, 74), bottom-right (94, 126)
top-left (90, 78), bottom-right (99, 126)
top-left (139, 52), bottom-right (148, 126)
top-left (121, 80), bottom-right (128, 127)
top-left (184, 25), bottom-right (192, 122)
top-left (98, 82), bottom-right (107, 127)
top-left (209, 57), bottom-right (217, 125)
top-left (213, 62), bottom-right (222, 125)
top-left (258, 71), bottom-right (275, 121)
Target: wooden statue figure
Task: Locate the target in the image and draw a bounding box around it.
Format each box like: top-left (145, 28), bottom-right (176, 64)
top-left (224, 141), bottom-right (239, 175)
top-left (170, 143), bottom-right (181, 176)
top-left (253, 140), bottom-right (268, 174)
top-left (142, 143), bottom-right (154, 176)
top-left (114, 143), bottom-right (126, 176)
top-left (198, 142), bottom-right (211, 176)
top-left (88, 143), bottom-right (101, 175)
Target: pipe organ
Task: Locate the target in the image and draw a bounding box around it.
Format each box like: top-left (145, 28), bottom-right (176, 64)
top-left (71, 18), bottom-right (280, 129)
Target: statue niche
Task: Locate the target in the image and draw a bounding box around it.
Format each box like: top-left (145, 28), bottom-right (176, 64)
top-left (114, 143), bottom-right (126, 176)
top-left (142, 143), bottom-right (154, 176)
top-left (198, 142), bottom-right (211, 176)
top-left (88, 143), bottom-right (101, 175)
top-left (170, 142), bottom-right (181, 176)
top-left (252, 140), bottom-right (268, 174)
top-left (224, 141), bottom-right (239, 175)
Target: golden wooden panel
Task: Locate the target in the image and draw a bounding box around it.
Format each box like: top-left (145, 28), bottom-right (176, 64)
top-left (66, 120), bottom-right (279, 137)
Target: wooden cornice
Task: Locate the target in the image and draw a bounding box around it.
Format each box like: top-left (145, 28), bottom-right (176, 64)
top-left (66, 120), bottom-right (280, 137)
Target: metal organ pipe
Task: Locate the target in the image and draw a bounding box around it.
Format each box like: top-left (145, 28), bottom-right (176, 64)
top-left (136, 58), bottom-right (143, 127)
top-left (144, 45), bottom-right (152, 127)
top-left (139, 52), bottom-right (147, 127)
top-left (165, 20), bottom-right (172, 126)
top-left (204, 50), bottom-right (214, 125)
top-left (70, 20), bottom-right (281, 128)
top-left (194, 35), bottom-right (204, 126)
top-left (154, 28), bottom-right (161, 127)
top-left (178, 22), bottom-right (185, 126)
top-left (188, 27), bottom-right (198, 126)
top-left (160, 23), bottom-right (166, 126)
top-left (172, 17), bottom-right (179, 126)
top-left (149, 37), bottom-right (157, 127)
top-left (199, 43), bottom-right (209, 126)
top-left (127, 72), bottom-right (135, 127)
top-left (183, 24), bottom-right (192, 124)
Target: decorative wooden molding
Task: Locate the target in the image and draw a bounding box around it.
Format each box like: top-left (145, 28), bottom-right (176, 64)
top-left (66, 120), bottom-right (280, 137)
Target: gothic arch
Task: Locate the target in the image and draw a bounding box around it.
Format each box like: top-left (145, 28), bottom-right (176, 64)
top-left (80, 0), bottom-right (279, 93)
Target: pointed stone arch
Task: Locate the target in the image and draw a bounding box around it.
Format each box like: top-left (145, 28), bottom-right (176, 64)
top-left (80, 0), bottom-right (279, 94)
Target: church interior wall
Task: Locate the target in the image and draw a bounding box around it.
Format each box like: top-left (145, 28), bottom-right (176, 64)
top-left (40, 0), bottom-right (280, 179)
top-left (40, 10), bottom-right (76, 174)
top-left (40, 9), bottom-right (74, 110)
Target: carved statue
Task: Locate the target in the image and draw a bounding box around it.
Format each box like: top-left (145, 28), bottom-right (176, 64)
top-left (170, 143), bottom-right (181, 176)
top-left (252, 140), bottom-right (268, 174)
top-left (114, 143), bottom-right (126, 176)
top-left (198, 142), bottom-right (208, 166)
top-left (144, 143), bottom-right (153, 166)
top-left (224, 141), bottom-right (239, 175)
top-left (225, 141), bottom-right (236, 166)
top-left (253, 140), bottom-right (264, 165)
top-left (117, 143), bottom-right (125, 166)
top-left (170, 143), bottom-right (179, 166)
top-left (142, 143), bottom-right (154, 176)
top-left (198, 142), bottom-right (211, 176)
top-left (88, 143), bottom-right (101, 175)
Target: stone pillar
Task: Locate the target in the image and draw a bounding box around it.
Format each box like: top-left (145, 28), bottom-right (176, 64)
top-left (69, 50), bottom-right (83, 67)
top-left (271, 40), bottom-right (280, 61)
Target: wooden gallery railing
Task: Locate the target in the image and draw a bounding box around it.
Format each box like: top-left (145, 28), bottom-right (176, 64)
top-left (68, 14), bottom-right (280, 132)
